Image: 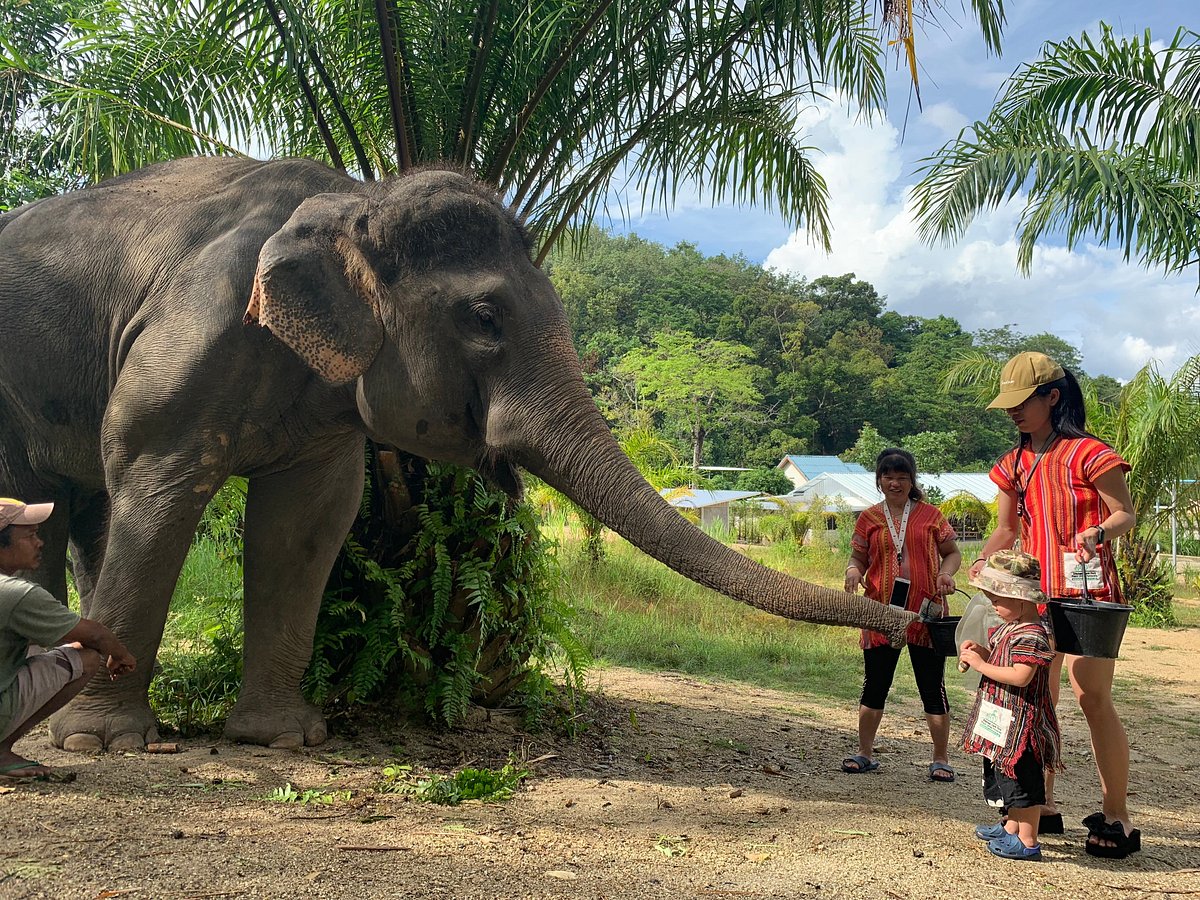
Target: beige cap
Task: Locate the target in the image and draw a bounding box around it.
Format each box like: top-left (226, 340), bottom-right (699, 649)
top-left (0, 498), bottom-right (54, 530)
top-left (969, 549), bottom-right (1048, 604)
top-left (987, 351), bottom-right (1064, 409)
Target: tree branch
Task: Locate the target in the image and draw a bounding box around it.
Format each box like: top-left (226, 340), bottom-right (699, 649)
top-left (373, 0), bottom-right (412, 170)
top-left (455, 0), bottom-right (501, 167)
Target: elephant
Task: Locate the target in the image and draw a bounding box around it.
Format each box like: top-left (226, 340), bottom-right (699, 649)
top-left (0, 157), bottom-right (915, 751)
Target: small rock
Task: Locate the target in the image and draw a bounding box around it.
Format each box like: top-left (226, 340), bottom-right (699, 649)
top-left (171, 830), bottom-right (184, 840)
top-left (728, 788), bottom-right (743, 799)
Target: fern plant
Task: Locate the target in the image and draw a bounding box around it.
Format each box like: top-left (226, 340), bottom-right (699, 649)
top-left (307, 454), bottom-right (588, 728)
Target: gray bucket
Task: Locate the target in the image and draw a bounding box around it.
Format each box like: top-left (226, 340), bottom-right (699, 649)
top-left (1048, 599), bottom-right (1132, 658)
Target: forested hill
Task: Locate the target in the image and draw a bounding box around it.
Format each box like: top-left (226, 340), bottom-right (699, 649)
top-left (545, 229), bottom-right (1122, 475)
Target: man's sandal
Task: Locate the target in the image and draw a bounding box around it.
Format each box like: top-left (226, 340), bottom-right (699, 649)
top-left (840, 755), bottom-right (879, 774)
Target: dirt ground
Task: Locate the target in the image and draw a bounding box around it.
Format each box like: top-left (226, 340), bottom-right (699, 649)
top-left (2, 624), bottom-right (1199, 900)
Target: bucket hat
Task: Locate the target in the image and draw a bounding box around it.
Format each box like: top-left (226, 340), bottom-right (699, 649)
top-left (0, 498), bottom-right (54, 530)
top-left (969, 549), bottom-right (1048, 605)
top-left (986, 351), bottom-right (1065, 410)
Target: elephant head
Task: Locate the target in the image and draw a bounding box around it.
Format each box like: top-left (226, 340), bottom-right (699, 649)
top-left (246, 168), bottom-right (914, 646)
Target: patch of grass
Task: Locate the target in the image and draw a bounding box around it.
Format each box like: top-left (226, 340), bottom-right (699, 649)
top-left (654, 835), bottom-right (691, 858)
top-left (377, 761), bottom-right (528, 805)
top-left (557, 530), bottom-right (939, 707)
top-left (265, 783), bottom-right (351, 805)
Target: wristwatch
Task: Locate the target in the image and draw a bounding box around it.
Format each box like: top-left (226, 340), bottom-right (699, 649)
top-left (1094, 525), bottom-right (1106, 545)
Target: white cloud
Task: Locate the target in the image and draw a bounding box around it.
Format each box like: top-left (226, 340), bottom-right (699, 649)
top-left (919, 102), bottom-right (971, 140)
top-left (763, 101), bottom-right (1200, 381)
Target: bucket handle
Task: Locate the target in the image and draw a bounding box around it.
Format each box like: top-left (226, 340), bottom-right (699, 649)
top-left (919, 587), bottom-right (970, 622)
top-left (1078, 544), bottom-right (1095, 605)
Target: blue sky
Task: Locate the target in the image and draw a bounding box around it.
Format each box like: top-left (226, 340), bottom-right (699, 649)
top-left (601, 2), bottom-right (1199, 381)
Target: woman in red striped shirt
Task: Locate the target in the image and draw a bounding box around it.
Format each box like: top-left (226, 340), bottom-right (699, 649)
top-left (969, 351), bottom-right (1138, 858)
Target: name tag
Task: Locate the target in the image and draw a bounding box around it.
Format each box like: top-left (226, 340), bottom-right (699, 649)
top-left (972, 699), bottom-right (1014, 747)
top-left (1062, 550), bottom-right (1104, 591)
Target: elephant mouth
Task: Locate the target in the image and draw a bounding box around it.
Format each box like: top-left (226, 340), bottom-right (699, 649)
top-left (476, 446), bottom-right (523, 498)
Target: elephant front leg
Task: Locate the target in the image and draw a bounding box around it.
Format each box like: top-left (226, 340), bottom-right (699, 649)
top-left (50, 468), bottom-right (215, 752)
top-left (225, 436), bottom-right (364, 748)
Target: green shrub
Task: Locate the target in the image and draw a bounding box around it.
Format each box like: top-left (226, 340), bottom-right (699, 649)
top-left (307, 461), bottom-right (589, 728)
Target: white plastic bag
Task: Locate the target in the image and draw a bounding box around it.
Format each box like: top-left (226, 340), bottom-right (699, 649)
top-left (954, 591), bottom-right (1003, 690)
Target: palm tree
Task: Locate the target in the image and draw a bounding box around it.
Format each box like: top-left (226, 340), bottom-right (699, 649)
top-left (3, 0), bottom-right (1007, 252)
top-left (943, 351), bottom-right (1200, 622)
top-left (912, 25), bottom-right (1200, 280)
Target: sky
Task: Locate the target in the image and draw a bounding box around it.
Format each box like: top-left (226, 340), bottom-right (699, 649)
top-left (601, 2), bottom-right (1199, 382)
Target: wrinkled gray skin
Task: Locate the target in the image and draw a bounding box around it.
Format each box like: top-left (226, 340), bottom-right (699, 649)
top-left (0, 158), bottom-right (914, 751)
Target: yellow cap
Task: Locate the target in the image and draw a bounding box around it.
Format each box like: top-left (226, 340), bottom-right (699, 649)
top-left (986, 351), bottom-right (1065, 410)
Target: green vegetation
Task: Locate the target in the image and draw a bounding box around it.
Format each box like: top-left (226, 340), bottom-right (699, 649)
top-left (265, 784), bottom-right (352, 805)
top-left (378, 761), bottom-right (528, 805)
top-left (914, 24), bottom-right (1200, 281)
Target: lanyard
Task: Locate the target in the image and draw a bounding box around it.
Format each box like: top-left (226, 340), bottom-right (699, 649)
top-left (883, 499), bottom-right (912, 562)
top-left (1012, 434), bottom-right (1057, 521)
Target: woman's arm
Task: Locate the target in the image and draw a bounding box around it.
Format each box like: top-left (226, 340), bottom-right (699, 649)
top-left (844, 549), bottom-right (869, 593)
top-left (1075, 467), bottom-right (1136, 563)
top-left (969, 488), bottom-right (1019, 578)
top-left (936, 537), bottom-right (961, 595)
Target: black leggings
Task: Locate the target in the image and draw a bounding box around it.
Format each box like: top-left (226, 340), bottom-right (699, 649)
top-left (860, 644), bottom-right (949, 715)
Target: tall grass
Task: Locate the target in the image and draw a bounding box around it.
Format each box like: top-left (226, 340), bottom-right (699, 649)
top-left (552, 522), bottom-right (976, 710)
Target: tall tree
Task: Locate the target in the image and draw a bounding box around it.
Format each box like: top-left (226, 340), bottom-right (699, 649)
top-left (615, 331), bottom-right (765, 473)
top-left (913, 24), bottom-right (1200, 281)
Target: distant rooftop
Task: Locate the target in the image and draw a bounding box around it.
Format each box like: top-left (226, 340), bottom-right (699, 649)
top-left (777, 455), bottom-right (869, 477)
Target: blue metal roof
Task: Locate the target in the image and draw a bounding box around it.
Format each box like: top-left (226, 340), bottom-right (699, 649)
top-left (778, 455), bottom-right (869, 477)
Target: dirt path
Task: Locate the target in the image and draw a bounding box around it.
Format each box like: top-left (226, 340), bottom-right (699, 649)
top-left (2, 625), bottom-right (1199, 899)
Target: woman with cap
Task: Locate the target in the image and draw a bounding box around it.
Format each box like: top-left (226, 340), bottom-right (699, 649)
top-left (960, 550), bottom-right (1061, 861)
top-left (969, 351), bottom-right (1138, 858)
top-left (842, 448), bottom-right (961, 782)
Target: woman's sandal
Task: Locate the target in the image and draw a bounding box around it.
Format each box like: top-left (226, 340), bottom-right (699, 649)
top-left (1083, 812), bottom-right (1141, 859)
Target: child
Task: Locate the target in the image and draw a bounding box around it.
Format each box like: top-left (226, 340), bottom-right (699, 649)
top-left (1, 498), bottom-right (136, 780)
top-left (959, 550), bottom-right (1061, 861)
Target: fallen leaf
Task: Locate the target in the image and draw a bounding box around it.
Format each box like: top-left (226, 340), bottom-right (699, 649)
top-left (544, 870), bottom-right (578, 880)
top-left (746, 851), bottom-right (771, 863)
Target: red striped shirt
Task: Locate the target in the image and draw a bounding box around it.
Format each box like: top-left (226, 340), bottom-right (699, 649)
top-left (990, 436), bottom-right (1130, 602)
top-left (851, 501), bottom-right (956, 649)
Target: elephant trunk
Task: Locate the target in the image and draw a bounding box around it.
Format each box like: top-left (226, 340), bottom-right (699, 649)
top-left (503, 376), bottom-right (915, 647)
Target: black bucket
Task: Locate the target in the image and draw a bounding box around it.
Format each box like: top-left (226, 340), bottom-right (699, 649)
top-left (925, 616), bottom-right (962, 656)
top-left (1048, 600), bottom-right (1132, 658)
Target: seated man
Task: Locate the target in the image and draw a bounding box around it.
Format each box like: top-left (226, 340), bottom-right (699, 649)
top-left (1, 498), bottom-right (136, 779)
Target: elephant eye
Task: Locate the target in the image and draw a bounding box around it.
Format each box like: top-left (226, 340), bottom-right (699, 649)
top-left (471, 301), bottom-right (501, 336)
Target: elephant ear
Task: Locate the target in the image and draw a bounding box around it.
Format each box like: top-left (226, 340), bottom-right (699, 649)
top-left (245, 194), bottom-right (385, 384)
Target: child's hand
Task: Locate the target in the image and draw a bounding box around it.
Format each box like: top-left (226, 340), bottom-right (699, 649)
top-left (959, 647), bottom-right (985, 671)
top-left (959, 639), bottom-right (986, 656)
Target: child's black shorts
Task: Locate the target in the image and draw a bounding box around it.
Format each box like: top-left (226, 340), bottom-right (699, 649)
top-left (983, 751), bottom-right (1046, 808)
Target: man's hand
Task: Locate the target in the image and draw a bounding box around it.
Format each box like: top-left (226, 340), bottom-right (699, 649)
top-left (106, 648), bottom-right (136, 679)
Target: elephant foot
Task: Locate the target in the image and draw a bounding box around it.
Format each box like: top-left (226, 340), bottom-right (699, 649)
top-left (225, 696), bottom-right (328, 748)
top-left (50, 701), bottom-right (159, 752)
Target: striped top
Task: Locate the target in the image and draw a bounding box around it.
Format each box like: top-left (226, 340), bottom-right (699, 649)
top-left (990, 436), bottom-right (1130, 602)
top-left (851, 501), bottom-right (956, 649)
top-left (962, 621), bottom-right (1061, 776)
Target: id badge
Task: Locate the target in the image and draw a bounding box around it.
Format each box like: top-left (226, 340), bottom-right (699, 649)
top-left (971, 699), bottom-right (1014, 747)
top-left (1062, 549), bottom-right (1104, 591)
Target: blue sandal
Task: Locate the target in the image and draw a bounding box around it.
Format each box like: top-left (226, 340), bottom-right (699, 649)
top-left (988, 831), bottom-right (1042, 860)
